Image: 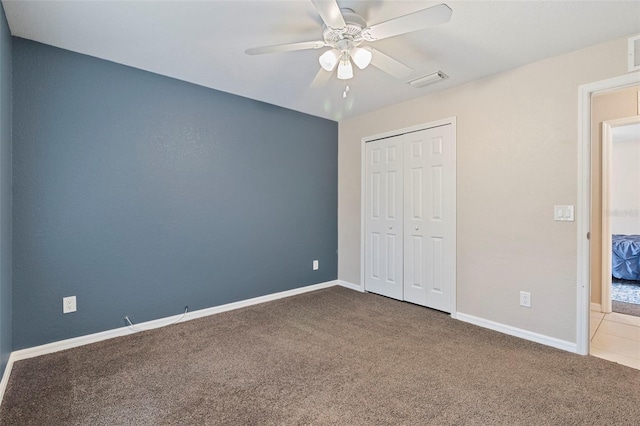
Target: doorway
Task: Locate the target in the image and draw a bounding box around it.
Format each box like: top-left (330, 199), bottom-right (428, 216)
top-left (579, 77), bottom-right (640, 368)
top-left (576, 72), bottom-right (639, 356)
top-left (601, 119), bottom-right (640, 316)
top-left (590, 116), bottom-right (640, 370)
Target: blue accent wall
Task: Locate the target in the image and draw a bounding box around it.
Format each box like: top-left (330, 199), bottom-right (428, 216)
top-left (12, 38), bottom-right (338, 350)
top-left (0, 4), bottom-right (12, 375)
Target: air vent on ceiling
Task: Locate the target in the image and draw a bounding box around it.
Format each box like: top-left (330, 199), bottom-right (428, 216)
top-left (407, 71), bottom-right (448, 88)
top-left (629, 35), bottom-right (640, 72)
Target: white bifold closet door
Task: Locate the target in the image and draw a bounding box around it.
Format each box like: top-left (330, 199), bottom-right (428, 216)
top-left (364, 134), bottom-right (404, 300)
top-left (365, 124), bottom-right (454, 313)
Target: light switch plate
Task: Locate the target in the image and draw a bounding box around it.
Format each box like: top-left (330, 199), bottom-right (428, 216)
top-left (554, 205), bottom-right (574, 222)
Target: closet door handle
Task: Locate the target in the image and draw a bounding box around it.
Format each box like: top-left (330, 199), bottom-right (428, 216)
top-left (388, 225), bottom-right (393, 230)
top-left (415, 227), bottom-right (419, 231)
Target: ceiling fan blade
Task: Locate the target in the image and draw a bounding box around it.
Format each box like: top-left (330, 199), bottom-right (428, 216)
top-left (363, 3), bottom-right (452, 41)
top-left (369, 48), bottom-right (413, 80)
top-left (311, 0), bottom-right (346, 31)
top-left (310, 68), bottom-right (333, 88)
top-left (245, 40), bottom-right (325, 55)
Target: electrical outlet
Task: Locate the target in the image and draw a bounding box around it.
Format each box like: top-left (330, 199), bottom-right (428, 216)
top-left (313, 260), bottom-right (319, 271)
top-left (520, 291), bottom-right (531, 308)
top-left (63, 296), bottom-right (77, 314)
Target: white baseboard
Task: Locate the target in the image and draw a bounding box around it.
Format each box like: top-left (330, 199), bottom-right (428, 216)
top-left (590, 302), bottom-right (602, 312)
top-left (0, 280), bottom-right (339, 404)
top-left (338, 280), bottom-right (364, 292)
top-left (456, 312), bottom-right (577, 354)
top-left (0, 354), bottom-right (15, 405)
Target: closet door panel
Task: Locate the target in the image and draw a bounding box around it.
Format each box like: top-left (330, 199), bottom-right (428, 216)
top-left (424, 126), bottom-right (454, 313)
top-left (403, 135), bottom-right (428, 306)
top-left (365, 137), bottom-right (403, 300)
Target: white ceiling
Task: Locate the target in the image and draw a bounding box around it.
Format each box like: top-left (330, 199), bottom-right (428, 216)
top-left (3, 0), bottom-right (640, 121)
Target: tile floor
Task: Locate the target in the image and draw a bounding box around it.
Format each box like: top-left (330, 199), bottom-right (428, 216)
top-left (590, 309), bottom-right (640, 370)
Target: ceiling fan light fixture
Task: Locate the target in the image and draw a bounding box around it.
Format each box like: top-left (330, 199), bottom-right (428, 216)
top-left (337, 58), bottom-right (353, 80)
top-left (351, 47), bottom-right (372, 70)
top-left (319, 49), bottom-right (340, 71)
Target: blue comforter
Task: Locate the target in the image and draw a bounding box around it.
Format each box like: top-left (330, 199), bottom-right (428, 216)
top-left (612, 234), bottom-right (640, 281)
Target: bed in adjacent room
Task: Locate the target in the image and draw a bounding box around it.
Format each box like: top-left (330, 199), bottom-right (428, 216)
top-left (612, 234), bottom-right (640, 281)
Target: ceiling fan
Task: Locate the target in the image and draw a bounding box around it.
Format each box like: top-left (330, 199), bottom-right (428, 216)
top-left (245, 1), bottom-right (452, 87)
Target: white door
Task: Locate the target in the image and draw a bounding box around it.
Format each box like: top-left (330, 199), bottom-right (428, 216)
top-left (364, 136), bottom-right (404, 300)
top-left (403, 131), bottom-right (429, 306)
top-left (423, 125), bottom-right (454, 312)
top-left (403, 126), bottom-right (454, 311)
top-left (364, 122), bottom-right (455, 313)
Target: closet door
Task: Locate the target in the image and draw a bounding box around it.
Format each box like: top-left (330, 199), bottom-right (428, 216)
top-left (403, 125), bottom-right (454, 311)
top-left (364, 136), bottom-right (404, 300)
top-left (403, 131), bottom-right (429, 306)
top-left (423, 125), bottom-right (454, 312)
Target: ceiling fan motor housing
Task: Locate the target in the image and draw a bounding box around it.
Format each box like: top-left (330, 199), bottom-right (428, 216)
top-left (322, 9), bottom-right (366, 48)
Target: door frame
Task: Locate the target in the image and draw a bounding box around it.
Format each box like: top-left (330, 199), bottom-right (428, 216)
top-left (601, 116), bottom-right (640, 314)
top-left (577, 72), bottom-right (640, 355)
top-left (359, 117), bottom-right (457, 317)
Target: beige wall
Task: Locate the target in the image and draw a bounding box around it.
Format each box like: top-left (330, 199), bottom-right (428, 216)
top-left (591, 87), bottom-right (640, 305)
top-left (338, 36), bottom-right (633, 343)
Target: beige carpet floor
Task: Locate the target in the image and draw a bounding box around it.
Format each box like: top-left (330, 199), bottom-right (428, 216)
top-left (1, 286), bottom-right (639, 425)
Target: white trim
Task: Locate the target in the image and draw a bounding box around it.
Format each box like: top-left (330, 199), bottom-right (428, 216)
top-left (360, 132), bottom-right (366, 291)
top-left (456, 312), bottom-right (577, 354)
top-left (0, 354), bottom-right (15, 404)
top-left (590, 302), bottom-right (603, 313)
top-left (450, 118), bottom-right (457, 318)
top-left (0, 280), bottom-right (338, 403)
top-left (362, 117), bottom-right (456, 143)
top-left (577, 72), bottom-right (640, 356)
top-left (360, 117), bottom-right (457, 316)
top-left (601, 120), bottom-right (613, 314)
top-left (338, 280), bottom-right (364, 292)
